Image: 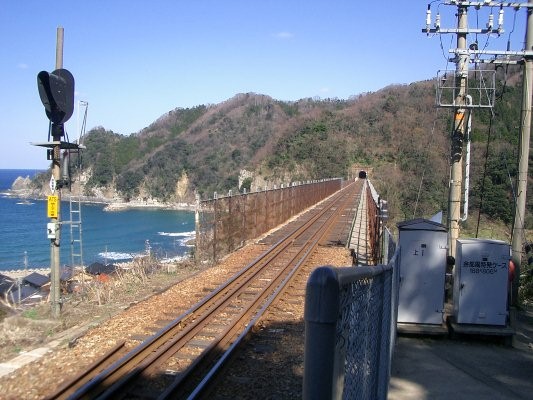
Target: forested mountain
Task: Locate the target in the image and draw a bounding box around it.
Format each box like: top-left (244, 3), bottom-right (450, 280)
top-left (52, 70), bottom-right (531, 229)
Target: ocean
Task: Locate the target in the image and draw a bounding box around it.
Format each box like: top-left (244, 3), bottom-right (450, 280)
top-left (0, 169), bottom-right (195, 272)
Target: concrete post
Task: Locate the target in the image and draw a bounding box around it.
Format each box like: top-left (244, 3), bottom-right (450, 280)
top-left (511, 0), bottom-right (533, 305)
top-left (448, 6), bottom-right (468, 260)
top-left (50, 26), bottom-right (64, 318)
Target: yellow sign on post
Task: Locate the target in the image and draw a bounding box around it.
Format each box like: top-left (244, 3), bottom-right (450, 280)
top-left (47, 195), bottom-right (59, 218)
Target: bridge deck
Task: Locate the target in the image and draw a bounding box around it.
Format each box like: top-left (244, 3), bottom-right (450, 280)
top-left (258, 179), bottom-right (366, 252)
top-left (257, 178), bottom-right (373, 266)
top-left (348, 180), bottom-right (373, 265)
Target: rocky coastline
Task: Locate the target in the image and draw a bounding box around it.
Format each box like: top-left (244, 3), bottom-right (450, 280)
top-left (102, 201), bottom-right (195, 212)
top-left (6, 175), bottom-right (195, 212)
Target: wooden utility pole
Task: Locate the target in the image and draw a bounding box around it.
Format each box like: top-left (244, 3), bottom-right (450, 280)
top-left (50, 26), bottom-right (64, 318)
top-left (511, 0), bottom-right (533, 305)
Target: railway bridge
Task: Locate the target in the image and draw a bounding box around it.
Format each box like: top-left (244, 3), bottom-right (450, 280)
top-left (35, 176), bottom-right (389, 399)
top-left (196, 176), bottom-right (385, 268)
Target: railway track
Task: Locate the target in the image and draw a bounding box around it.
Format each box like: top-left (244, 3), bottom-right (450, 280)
top-left (47, 180), bottom-right (363, 400)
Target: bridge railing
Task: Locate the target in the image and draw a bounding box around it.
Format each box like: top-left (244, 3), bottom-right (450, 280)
top-left (195, 178), bottom-right (343, 263)
top-left (303, 230), bottom-right (399, 400)
top-left (366, 180), bottom-right (380, 263)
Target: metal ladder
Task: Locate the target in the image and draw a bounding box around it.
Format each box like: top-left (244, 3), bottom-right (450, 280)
top-left (69, 195), bottom-right (84, 268)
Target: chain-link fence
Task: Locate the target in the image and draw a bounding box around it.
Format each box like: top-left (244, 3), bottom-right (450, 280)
top-left (303, 234), bottom-right (399, 400)
top-left (195, 179), bottom-right (343, 263)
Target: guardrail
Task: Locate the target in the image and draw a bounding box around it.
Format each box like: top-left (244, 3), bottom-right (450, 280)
top-left (303, 237), bottom-right (399, 400)
top-left (195, 178), bottom-right (343, 263)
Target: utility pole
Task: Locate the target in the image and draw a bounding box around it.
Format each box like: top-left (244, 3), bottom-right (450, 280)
top-left (511, 0), bottom-right (533, 305)
top-left (34, 27), bottom-right (76, 318)
top-left (424, 1), bottom-right (533, 262)
top-left (449, 5), bottom-right (469, 259)
top-left (50, 27), bottom-right (64, 318)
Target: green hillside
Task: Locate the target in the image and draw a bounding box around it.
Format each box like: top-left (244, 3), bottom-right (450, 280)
top-left (67, 74), bottom-right (530, 231)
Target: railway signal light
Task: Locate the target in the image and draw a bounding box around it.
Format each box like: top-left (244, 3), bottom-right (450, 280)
top-left (37, 68), bottom-right (75, 127)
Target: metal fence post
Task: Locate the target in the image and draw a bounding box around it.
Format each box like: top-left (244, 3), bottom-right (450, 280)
top-left (213, 192), bottom-right (218, 262)
top-left (303, 266), bottom-right (341, 400)
top-left (304, 248), bottom-right (399, 400)
top-left (195, 192), bottom-right (200, 263)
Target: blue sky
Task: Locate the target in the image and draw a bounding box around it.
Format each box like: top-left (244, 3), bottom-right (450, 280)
top-left (0, 0), bottom-right (527, 169)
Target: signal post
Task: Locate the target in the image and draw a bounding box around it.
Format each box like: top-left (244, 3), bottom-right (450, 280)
top-left (33, 27), bottom-right (76, 318)
top-left (50, 28), bottom-right (64, 318)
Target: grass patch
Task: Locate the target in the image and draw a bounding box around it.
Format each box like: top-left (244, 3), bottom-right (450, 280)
top-left (21, 308), bottom-right (39, 320)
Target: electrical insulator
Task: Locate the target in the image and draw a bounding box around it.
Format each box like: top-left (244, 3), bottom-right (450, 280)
top-left (426, 5), bottom-right (431, 32)
top-left (487, 14), bottom-right (494, 30)
top-left (61, 150), bottom-right (70, 181)
top-left (498, 7), bottom-right (504, 31)
top-left (435, 13), bottom-right (441, 30)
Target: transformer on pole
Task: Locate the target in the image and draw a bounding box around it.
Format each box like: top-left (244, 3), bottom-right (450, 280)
top-left (423, 2), bottom-right (533, 301)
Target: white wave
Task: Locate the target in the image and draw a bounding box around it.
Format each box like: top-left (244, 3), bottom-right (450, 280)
top-left (97, 251), bottom-right (135, 261)
top-left (158, 231), bottom-right (196, 238)
top-left (157, 232), bottom-right (183, 237)
top-left (16, 201), bottom-right (34, 205)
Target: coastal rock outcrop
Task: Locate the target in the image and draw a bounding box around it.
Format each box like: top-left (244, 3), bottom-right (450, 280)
top-left (11, 176), bottom-right (32, 191)
top-left (8, 176), bottom-right (38, 198)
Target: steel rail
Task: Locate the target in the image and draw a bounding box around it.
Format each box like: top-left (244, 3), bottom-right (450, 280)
top-left (141, 183), bottom-right (360, 398)
top-left (180, 180), bottom-right (359, 400)
top-left (67, 213), bottom-right (325, 399)
top-left (59, 181), bottom-right (360, 400)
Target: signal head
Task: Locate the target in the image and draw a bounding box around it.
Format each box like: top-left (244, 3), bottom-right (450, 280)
top-left (37, 68), bottom-right (75, 125)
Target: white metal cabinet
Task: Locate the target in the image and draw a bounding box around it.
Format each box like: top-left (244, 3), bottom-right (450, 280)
top-left (453, 239), bottom-right (510, 326)
top-left (397, 219), bottom-right (448, 324)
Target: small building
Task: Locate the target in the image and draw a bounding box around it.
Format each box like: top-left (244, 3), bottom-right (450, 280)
top-left (23, 272), bottom-right (50, 289)
top-left (60, 266), bottom-right (95, 293)
top-left (8, 285), bottom-right (42, 305)
top-left (60, 266), bottom-right (75, 282)
top-left (1, 272), bottom-right (50, 305)
top-left (0, 273), bottom-right (15, 297)
top-left (86, 262), bottom-right (117, 275)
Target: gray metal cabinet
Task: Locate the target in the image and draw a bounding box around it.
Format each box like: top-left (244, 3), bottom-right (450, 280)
top-left (397, 219), bottom-right (448, 324)
top-left (453, 239), bottom-right (510, 326)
